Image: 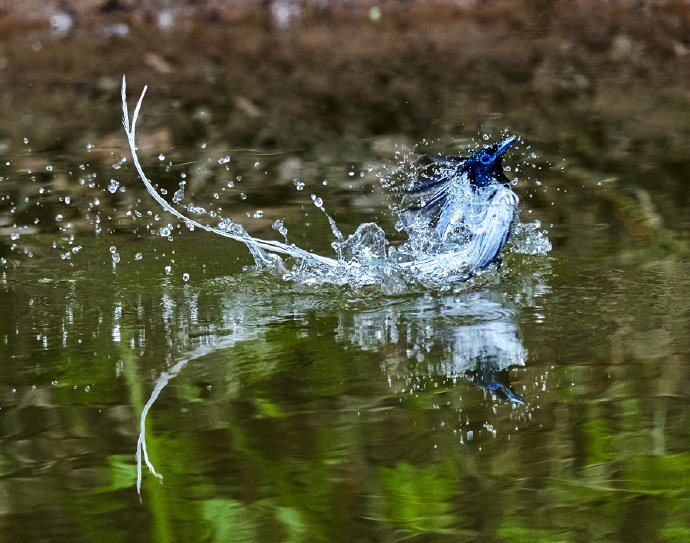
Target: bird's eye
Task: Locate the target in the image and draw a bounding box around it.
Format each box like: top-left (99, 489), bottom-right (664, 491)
top-left (479, 153), bottom-right (491, 165)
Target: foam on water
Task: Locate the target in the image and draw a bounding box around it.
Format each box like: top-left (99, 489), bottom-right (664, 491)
top-left (121, 77), bottom-right (550, 292)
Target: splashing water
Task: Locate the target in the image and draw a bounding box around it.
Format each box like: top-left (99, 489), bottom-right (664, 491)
top-left (121, 77), bottom-right (550, 292)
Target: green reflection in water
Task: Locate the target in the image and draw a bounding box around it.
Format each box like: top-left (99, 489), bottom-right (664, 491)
top-left (377, 461), bottom-right (457, 533)
top-left (2, 7), bottom-right (690, 541)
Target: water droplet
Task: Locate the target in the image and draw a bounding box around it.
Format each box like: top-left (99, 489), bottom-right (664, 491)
top-left (158, 153), bottom-right (166, 161)
top-left (253, 210), bottom-right (264, 218)
top-left (293, 178), bottom-right (305, 191)
top-left (272, 219), bottom-right (289, 239)
top-left (311, 194), bottom-right (323, 208)
top-left (55, 214), bottom-right (63, 222)
top-left (159, 226), bottom-right (171, 237)
top-left (164, 265), bottom-right (172, 275)
top-left (108, 179), bottom-right (119, 193)
top-left (218, 156), bottom-right (231, 164)
top-left (218, 218), bottom-right (233, 231)
top-left (134, 252), bottom-right (143, 261)
top-left (182, 272), bottom-right (190, 282)
top-left (172, 188), bottom-right (185, 203)
top-left (112, 156), bottom-right (126, 169)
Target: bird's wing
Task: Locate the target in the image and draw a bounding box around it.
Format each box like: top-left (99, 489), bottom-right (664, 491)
top-left (468, 187), bottom-right (518, 271)
top-left (404, 169), bottom-right (455, 195)
top-left (404, 159), bottom-right (466, 223)
top-left (409, 184), bottom-right (453, 219)
top-left (405, 154), bottom-right (467, 195)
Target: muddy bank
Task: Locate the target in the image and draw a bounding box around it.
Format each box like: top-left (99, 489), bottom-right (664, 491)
top-left (0, 2), bottom-right (688, 161)
top-left (2, 0), bottom-right (689, 25)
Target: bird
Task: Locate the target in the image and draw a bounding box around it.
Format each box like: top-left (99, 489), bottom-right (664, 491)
top-left (402, 136), bottom-right (519, 276)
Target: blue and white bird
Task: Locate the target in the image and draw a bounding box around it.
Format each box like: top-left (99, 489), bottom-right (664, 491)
top-left (122, 79), bottom-right (523, 284)
top-left (402, 136), bottom-right (519, 278)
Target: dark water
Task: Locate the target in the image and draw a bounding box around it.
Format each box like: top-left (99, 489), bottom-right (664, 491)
top-left (2, 9), bottom-right (690, 542)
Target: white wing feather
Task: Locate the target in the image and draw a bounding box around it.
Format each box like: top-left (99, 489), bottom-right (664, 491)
top-left (467, 187), bottom-right (518, 271)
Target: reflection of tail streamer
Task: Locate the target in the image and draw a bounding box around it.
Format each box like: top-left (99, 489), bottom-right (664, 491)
top-left (136, 342), bottom-right (219, 495)
top-left (134, 316), bottom-right (266, 496)
top-left (121, 76), bottom-right (338, 269)
top-left (136, 358), bottom-right (189, 495)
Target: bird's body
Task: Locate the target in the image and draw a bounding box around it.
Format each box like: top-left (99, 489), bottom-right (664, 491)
top-left (402, 136), bottom-right (519, 277)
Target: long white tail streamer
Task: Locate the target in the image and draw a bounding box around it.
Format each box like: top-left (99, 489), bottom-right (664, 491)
top-left (121, 76), bottom-right (338, 269)
top-left (135, 359), bottom-right (188, 495)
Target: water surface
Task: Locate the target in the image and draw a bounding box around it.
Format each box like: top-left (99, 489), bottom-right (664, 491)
top-left (1, 7), bottom-right (690, 542)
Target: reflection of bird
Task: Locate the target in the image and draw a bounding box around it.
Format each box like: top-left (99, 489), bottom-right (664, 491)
top-left (466, 368), bottom-right (525, 404)
top-left (486, 380), bottom-right (525, 404)
top-left (405, 136), bottom-right (518, 273)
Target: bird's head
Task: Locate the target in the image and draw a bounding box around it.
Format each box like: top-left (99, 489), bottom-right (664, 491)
top-left (464, 136), bottom-right (516, 188)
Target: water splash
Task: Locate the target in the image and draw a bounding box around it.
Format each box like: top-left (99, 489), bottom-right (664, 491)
top-left (121, 76), bottom-right (550, 291)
